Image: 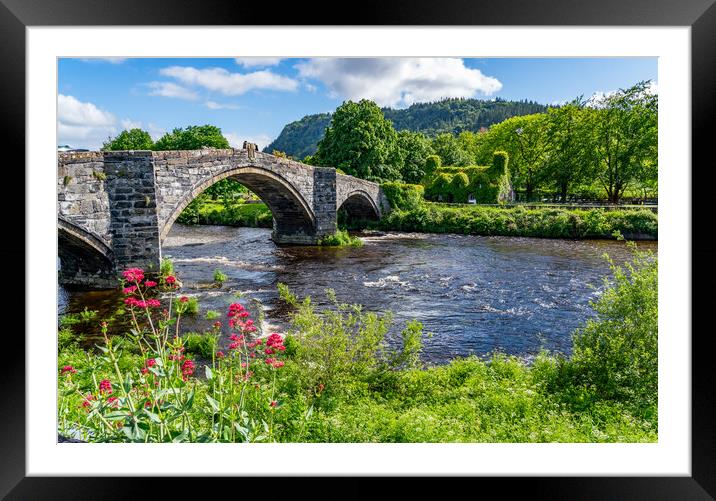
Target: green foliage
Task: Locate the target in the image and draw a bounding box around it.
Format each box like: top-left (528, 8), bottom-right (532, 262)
top-left (153, 125), bottom-right (230, 151)
top-left (213, 269), bottom-right (228, 285)
top-left (102, 128), bottom-right (154, 151)
top-left (92, 170), bottom-right (107, 181)
top-left (397, 130), bottom-right (434, 184)
top-left (265, 112), bottom-right (333, 159)
top-left (431, 132), bottom-right (472, 167)
top-left (175, 296), bottom-right (199, 316)
top-left (63, 175), bottom-right (72, 186)
top-left (567, 247), bottom-right (658, 412)
top-left (378, 204), bottom-right (657, 239)
top-left (424, 154), bottom-right (442, 180)
top-left (314, 99), bottom-right (403, 182)
top-left (318, 229), bottom-right (363, 247)
top-left (380, 182), bottom-right (424, 211)
top-left (160, 258), bottom-right (174, 277)
top-left (205, 310), bottom-right (221, 321)
top-left (424, 152), bottom-right (512, 204)
top-left (184, 332), bottom-right (220, 359)
top-left (177, 198), bottom-right (273, 228)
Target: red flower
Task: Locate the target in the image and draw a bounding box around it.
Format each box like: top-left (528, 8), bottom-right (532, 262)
top-left (107, 396), bottom-right (119, 408)
top-left (216, 351), bottom-right (225, 359)
top-left (165, 275), bottom-right (176, 284)
top-left (273, 361), bottom-right (285, 368)
top-left (99, 379), bottom-right (112, 395)
top-left (60, 365), bottom-right (77, 375)
top-left (122, 268), bottom-right (145, 283)
top-left (270, 400), bottom-right (278, 408)
top-left (81, 393), bottom-right (95, 408)
top-left (147, 358), bottom-right (156, 367)
top-left (123, 286), bottom-right (137, 295)
top-left (266, 333), bottom-right (284, 347)
top-left (181, 359), bottom-right (195, 377)
top-left (265, 358), bottom-right (275, 365)
top-left (213, 321), bottom-right (221, 329)
top-left (179, 296), bottom-right (189, 303)
top-left (145, 299), bottom-right (161, 308)
top-left (144, 280), bottom-right (157, 287)
top-left (264, 348), bottom-right (274, 355)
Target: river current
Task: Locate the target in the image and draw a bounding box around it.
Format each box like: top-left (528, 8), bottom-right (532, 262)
top-left (59, 225), bottom-right (656, 365)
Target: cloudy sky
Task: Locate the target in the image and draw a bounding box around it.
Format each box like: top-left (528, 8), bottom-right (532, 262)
top-left (58, 57), bottom-right (657, 150)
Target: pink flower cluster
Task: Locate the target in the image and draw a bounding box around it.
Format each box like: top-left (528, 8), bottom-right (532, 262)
top-left (99, 379), bottom-right (112, 395)
top-left (181, 359), bottom-right (195, 380)
top-left (60, 365), bottom-right (77, 375)
top-left (227, 303), bottom-right (254, 331)
top-left (124, 297), bottom-right (161, 309)
top-left (122, 268), bottom-right (145, 283)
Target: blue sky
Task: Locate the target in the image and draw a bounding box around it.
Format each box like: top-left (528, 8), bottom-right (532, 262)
top-left (58, 57), bottom-right (657, 150)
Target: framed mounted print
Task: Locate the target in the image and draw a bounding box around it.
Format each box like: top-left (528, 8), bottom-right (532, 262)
top-left (4, 0), bottom-right (715, 497)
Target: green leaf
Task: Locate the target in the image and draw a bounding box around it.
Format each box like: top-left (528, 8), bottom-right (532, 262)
top-left (206, 395), bottom-right (219, 413)
top-left (205, 366), bottom-right (213, 381)
top-left (143, 409), bottom-right (162, 423)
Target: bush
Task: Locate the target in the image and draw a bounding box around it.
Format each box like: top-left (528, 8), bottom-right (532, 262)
top-left (380, 182), bottom-right (424, 211)
top-left (184, 332), bottom-right (220, 359)
top-left (213, 268), bottom-right (228, 285)
top-left (567, 247), bottom-right (658, 413)
top-left (318, 229), bottom-right (363, 247)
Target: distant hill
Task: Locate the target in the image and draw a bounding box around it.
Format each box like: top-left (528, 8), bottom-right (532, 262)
top-left (264, 97), bottom-right (549, 159)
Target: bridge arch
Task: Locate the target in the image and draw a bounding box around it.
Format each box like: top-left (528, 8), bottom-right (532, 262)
top-left (160, 165), bottom-right (317, 243)
top-left (338, 189), bottom-right (381, 222)
top-left (58, 218), bottom-right (116, 287)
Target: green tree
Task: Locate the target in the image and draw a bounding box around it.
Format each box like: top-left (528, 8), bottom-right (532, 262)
top-left (314, 100), bottom-right (403, 181)
top-left (397, 130), bottom-right (433, 184)
top-left (102, 128), bottom-right (154, 151)
top-left (543, 101), bottom-right (594, 202)
top-left (153, 125), bottom-right (230, 151)
top-left (430, 132), bottom-right (472, 166)
top-left (586, 81), bottom-right (658, 203)
top-left (479, 114), bottom-right (548, 201)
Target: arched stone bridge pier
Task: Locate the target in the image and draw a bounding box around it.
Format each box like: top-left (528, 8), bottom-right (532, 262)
top-left (58, 148), bottom-right (389, 287)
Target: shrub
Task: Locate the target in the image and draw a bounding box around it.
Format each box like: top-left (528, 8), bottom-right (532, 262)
top-left (380, 182), bottom-right (424, 211)
top-left (213, 268), bottom-right (228, 285)
top-left (318, 229), bottom-right (363, 247)
top-left (184, 332), bottom-right (220, 359)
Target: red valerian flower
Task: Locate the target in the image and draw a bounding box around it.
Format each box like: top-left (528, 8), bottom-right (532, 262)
top-left (273, 361), bottom-right (285, 368)
top-left (145, 299), bottom-right (161, 308)
top-left (81, 393), bottom-right (95, 408)
top-left (213, 321), bottom-right (222, 329)
top-left (266, 333), bottom-right (284, 347)
top-left (270, 400), bottom-right (278, 408)
top-left (264, 348), bottom-right (274, 355)
top-left (317, 383), bottom-right (325, 393)
top-left (123, 286), bottom-right (138, 295)
top-left (60, 365), bottom-right (77, 375)
top-left (181, 359), bottom-right (195, 378)
top-left (122, 268), bottom-right (145, 283)
top-left (265, 358), bottom-right (275, 365)
top-left (107, 396), bottom-right (120, 408)
top-left (179, 296), bottom-right (189, 303)
top-left (165, 275), bottom-right (177, 285)
top-left (99, 379), bottom-right (113, 395)
top-left (146, 358), bottom-right (156, 367)
top-left (144, 280), bottom-right (157, 287)
top-left (216, 351), bottom-right (225, 359)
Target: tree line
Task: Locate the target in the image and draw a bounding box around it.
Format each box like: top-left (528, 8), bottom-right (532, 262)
top-left (103, 80), bottom-right (657, 204)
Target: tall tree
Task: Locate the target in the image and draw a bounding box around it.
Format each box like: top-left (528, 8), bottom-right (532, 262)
top-left (153, 124), bottom-right (230, 151)
top-left (102, 128), bottom-right (154, 151)
top-left (314, 99), bottom-right (403, 181)
top-left (397, 130), bottom-right (433, 184)
top-left (431, 132), bottom-right (472, 166)
top-left (479, 114), bottom-right (548, 201)
top-left (542, 101), bottom-right (594, 202)
top-left (587, 81), bottom-right (658, 203)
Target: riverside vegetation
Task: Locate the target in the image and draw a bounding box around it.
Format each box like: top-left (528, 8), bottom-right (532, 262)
top-left (58, 244), bottom-right (657, 443)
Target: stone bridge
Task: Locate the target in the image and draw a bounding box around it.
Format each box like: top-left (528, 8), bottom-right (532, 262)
top-left (58, 148), bottom-right (390, 287)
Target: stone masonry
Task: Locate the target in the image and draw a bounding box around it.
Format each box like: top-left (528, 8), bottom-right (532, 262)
top-left (58, 148), bottom-right (389, 287)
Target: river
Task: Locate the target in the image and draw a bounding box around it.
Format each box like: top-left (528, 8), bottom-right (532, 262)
top-left (58, 225), bottom-right (656, 365)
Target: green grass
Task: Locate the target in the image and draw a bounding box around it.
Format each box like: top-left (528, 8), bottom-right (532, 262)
top-left (376, 202), bottom-right (657, 240)
top-left (176, 197), bottom-right (272, 227)
top-left (318, 229), bottom-right (363, 247)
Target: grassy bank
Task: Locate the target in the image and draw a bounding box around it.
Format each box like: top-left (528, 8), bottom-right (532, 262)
top-left (376, 202), bottom-right (658, 240)
top-left (177, 197), bottom-right (272, 228)
top-left (58, 247), bottom-right (657, 443)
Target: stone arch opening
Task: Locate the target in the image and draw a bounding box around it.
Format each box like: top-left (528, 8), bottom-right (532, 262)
top-left (338, 191), bottom-right (381, 227)
top-left (161, 166), bottom-right (317, 244)
top-left (58, 220), bottom-right (116, 288)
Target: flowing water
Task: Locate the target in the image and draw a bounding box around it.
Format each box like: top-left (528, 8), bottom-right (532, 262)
top-left (58, 225), bottom-right (656, 365)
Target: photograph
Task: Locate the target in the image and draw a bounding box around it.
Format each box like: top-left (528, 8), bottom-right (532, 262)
top-left (56, 56), bottom-right (660, 444)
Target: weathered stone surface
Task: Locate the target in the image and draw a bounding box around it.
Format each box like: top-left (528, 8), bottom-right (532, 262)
top-left (57, 148), bottom-right (390, 287)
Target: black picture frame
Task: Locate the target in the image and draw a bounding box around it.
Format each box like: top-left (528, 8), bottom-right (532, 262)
top-left (4, 0), bottom-right (715, 497)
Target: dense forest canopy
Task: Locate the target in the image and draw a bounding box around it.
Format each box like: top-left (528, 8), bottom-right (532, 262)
top-left (265, 98), bottom-right (548, 159)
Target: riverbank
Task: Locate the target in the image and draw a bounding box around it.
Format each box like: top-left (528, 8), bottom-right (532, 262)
top-left (57, 246), bottom-right (658, 443)
top-left (179, 198), bottom-right (657, 240)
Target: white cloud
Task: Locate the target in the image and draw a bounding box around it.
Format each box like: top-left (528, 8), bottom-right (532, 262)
top-left (295, 58), bottom-right (503, 108)
top-left (79, 57), bottom-right (128, 64)
top-left (224, 132), bottom-right (273, 151)
top-left (235, 58), bottom-right (283, 68)
top-left (205, 100), bottom-right (241, 110)
top-left (159, 66), bottom-right (298, 96)
top-left (147, 81), bottom-right (199, 100)
top-left (121, 118), bottom-right (143, 130)
top-left (57, 94), bottom-right (118, 149)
